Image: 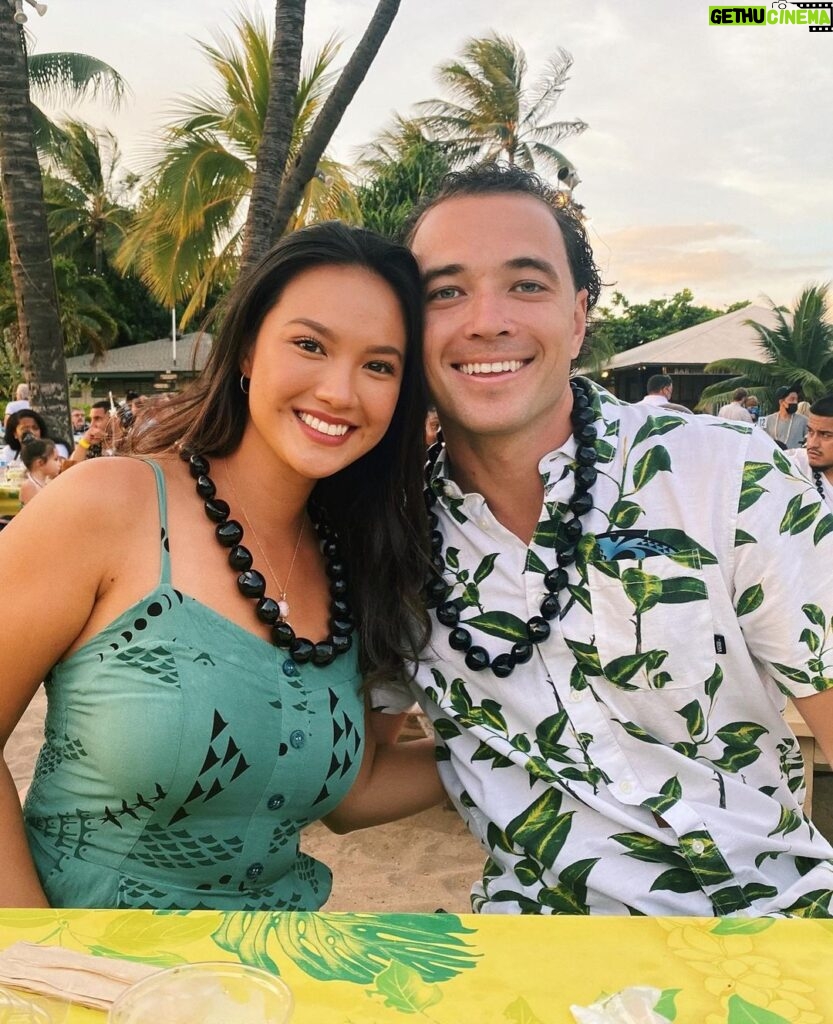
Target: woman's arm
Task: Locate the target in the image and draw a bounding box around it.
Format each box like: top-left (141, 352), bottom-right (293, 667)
top-left (322, 709), bottom-right (444, 834)
top-left (0, 462), bottom-right (125, 906)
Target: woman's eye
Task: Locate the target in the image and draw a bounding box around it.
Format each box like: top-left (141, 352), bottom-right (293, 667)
top-left (366, 360), bottom-right (396, 375)
top-left (296, 337), bottom-right (323, 354)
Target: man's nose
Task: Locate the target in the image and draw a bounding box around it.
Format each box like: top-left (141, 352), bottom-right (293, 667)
top-left (463, 291), bottom-right (513, 339)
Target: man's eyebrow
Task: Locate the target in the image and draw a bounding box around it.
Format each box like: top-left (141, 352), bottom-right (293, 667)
top-left (421, 257), bottom-right (560, 288)
top-left (421, 263), bottom-right (463, 288)
top-left (505, 256), bottom-right (559, 278)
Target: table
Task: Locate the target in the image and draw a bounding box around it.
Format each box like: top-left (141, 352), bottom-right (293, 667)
top-left (0, 480), bottom-right (21, 518)
top-left (2, 909), bottom-right (833, 1022)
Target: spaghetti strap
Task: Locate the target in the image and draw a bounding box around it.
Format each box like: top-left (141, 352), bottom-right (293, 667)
top-left (143, 459), bottom-right (172, 585)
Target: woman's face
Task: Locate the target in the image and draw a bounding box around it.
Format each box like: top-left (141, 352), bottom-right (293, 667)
top-left (15, 416), bottom-right (41, 441)
top-left (242, 264), bottom-right (407, 482)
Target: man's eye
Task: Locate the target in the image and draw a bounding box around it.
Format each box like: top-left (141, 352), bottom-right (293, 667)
top-left (427, 286), bottom-right (460, 301)
top-left (513, 281), bottom-right (545, 293)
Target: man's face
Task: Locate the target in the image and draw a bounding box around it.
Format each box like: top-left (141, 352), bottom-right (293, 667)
top-left (805, 413), bottom-right (833, 473)
top-left (780, 391), bottom-right (799, 413)
top-left (71, 409), bottom-right (86, 430)
top-left (89, 407), bottom-right (109, 431)
top-left (410, 193), bottom-right (587, 450)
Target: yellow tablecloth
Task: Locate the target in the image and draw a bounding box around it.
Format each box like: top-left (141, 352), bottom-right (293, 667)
top-left (0, 481), bottom-right (21, 517)
top-left (1, 909), bottom-right (832, 1022)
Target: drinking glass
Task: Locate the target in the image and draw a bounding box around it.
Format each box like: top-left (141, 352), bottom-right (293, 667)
top-left (108, 962), bottom-right (293, 1024)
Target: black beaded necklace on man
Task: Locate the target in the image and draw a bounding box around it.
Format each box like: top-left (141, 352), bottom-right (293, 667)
top-left (423, 376), bottom-right (599, 679)
top-left (180, 451), bottom-right (354, 667)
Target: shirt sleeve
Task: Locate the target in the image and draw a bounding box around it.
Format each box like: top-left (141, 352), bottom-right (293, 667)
top-left (368, 674), bottom-right (420, 714)
top-left (732, 427), bottom-right (833, 697)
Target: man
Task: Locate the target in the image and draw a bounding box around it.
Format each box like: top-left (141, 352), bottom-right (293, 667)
top-left (373, 164), bottom-right (833, 917)
top-left (68, 400), bottom-right (118, 462)
top-left (70, 407), bottom-right (88, 442)
top-left (3, 383), bottom-right (29, 427)
top-left (759, 386), bottom-right (808, 449)
top-left (788, 395), bottom-right (833, 509)
top-left (717, 387), bottom-right (753, 422)
top-left (636, 374), bottom-right (689, 413)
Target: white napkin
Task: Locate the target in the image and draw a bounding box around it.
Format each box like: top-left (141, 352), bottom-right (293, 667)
top-left (0, 942), bottom-right (160, 1010)
top-left (570, 986), bottom-right (669, 1024)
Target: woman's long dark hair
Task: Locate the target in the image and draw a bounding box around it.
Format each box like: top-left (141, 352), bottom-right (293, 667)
top-left (4, 408), bottom-right (65, 453)
top-left (132, 221), bottom-right (431, 684)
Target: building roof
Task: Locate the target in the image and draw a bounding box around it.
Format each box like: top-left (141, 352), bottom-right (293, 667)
top-left (65, 332), bottom-right (213, 376)
top-left (601, 303), bottom-right (775, 370)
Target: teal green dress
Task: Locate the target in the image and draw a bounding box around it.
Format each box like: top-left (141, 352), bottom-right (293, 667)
top-left (23, 460), bottom-right (365, 910)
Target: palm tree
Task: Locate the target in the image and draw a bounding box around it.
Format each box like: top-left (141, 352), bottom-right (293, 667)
top-left (417, 33), bottom-right (586, 182)
top-left (0, 6), bottom-right (126, 435)
top-left (356, 117), bottom-right (451, 238)
top-left (44, 120), bottom-right (135, 274)
top-left (698, 285), bottom-right (833, 411)
top-left (117, 11), bottom-right (359, 327)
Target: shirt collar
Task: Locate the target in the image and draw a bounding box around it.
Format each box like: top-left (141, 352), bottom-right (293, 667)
top-left (427, 379), bottom-right (624, 500)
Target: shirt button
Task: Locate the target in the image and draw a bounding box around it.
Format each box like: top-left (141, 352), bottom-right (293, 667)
top-left (282, 659), bottom-right (299, 677)
top-left (267, 794), bottom-right (285, 811)
top-left (619, 780), bottom-right (634, 795)
top-left (289, 730), bottom-right (306, 749)
top-left (569, 690), bottom-right (584, 703)
top-left (246, 862), bottom-right (264, 880)
top-left (691, 839), bottom-right (705, 855)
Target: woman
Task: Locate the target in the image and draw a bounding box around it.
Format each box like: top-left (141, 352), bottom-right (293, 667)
top-left (0, 222), bottom-right (440, 910)
top-left (1, 409), bottom-right (70, 467)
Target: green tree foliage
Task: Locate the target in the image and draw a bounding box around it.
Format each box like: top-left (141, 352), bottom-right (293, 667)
top-left (356, 119), bottom-right (451, 239)
top-left (117, 12), bottom-right (358, 327)
top-left (592, 290), bottom-right (749, 355)
top-left (418, 33), bottom-right (585, 181)
top-left (698, 284), bottom-right (833, 410)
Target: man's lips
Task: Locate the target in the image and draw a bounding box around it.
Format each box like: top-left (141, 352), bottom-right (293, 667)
top-left (453, 358), bottom-right (531, 376)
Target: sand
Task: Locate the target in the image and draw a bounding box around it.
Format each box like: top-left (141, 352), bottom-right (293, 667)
top-left (6, 688), bottom-right (485, 913)
top-left (10, 689), bottom-right (833, 912)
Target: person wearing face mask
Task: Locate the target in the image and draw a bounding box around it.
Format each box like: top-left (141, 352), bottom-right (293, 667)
top-left (744, 395), bottom-right (760, 423)
top-left (758, 386), bottom-right (808, 449)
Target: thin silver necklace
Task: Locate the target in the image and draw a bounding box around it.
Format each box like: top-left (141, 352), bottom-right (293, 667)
top-left (223, 463), bottom-right (306, 622)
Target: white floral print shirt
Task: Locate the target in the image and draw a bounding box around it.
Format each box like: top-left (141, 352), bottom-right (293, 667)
top-left (374, 382), bottom-right (833, 916)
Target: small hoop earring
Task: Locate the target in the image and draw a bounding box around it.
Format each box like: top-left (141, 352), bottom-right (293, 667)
top-left (240, 374), bottom-right (250, 395)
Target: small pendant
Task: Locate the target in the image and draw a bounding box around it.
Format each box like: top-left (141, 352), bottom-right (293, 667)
top-left (278, 599), bottom-right (290, 620)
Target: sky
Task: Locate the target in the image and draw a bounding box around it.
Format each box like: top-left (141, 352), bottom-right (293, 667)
top-left (24, 0), bottom-right (833, 310)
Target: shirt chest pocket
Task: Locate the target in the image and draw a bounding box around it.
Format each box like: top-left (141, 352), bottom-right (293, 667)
top-left (586, 553), bottom-right (716, 691)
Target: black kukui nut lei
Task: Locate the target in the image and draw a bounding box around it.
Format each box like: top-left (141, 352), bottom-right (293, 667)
top-left (423, 377), bottom-right (598, 679)
top-left (181, 451), bottom-right (354, 667)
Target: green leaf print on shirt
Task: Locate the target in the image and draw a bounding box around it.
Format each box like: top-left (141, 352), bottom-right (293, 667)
top-left (505, 788), bottom-right (574, 865)
top-left (814, 512), bottom-right (833, 544)
top-left (631, 415), bottom-right (686, 447)
top-left (632, 445), bottom-right (672, 491)
top-left (462, 611), bottom-right (530, 642)
top-left (736, 584), bottom-right (764, 616)
top-left (779, 494), bottom-right (821, 536)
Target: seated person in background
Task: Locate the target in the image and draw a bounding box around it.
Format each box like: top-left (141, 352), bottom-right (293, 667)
top-left (67, 400), bottom-right (120, 462)
top-left (788, 395), bottom-right (833, 510)
top-left (19, 439), bottom-right (62, 505)
top-left (1, 410), bottom-right (69, 467)
top-left (759, 386), bottom-right (808, 449)
top-left (70, 408), bottom-right (88, 443)
top-left (3, 383), bottom-right (30, 428)
top-left (744, 394), bottom-right (760, 423)
top-left (717, 387), bottom-right (753, 422)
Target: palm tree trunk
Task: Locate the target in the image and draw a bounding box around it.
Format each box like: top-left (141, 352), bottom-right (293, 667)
top-left (241, 0), bottom-right (307, 271)
top-left (0, 6), bottom-right (71, 439)
top-left (269, 0), bottom-right (401, 244)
